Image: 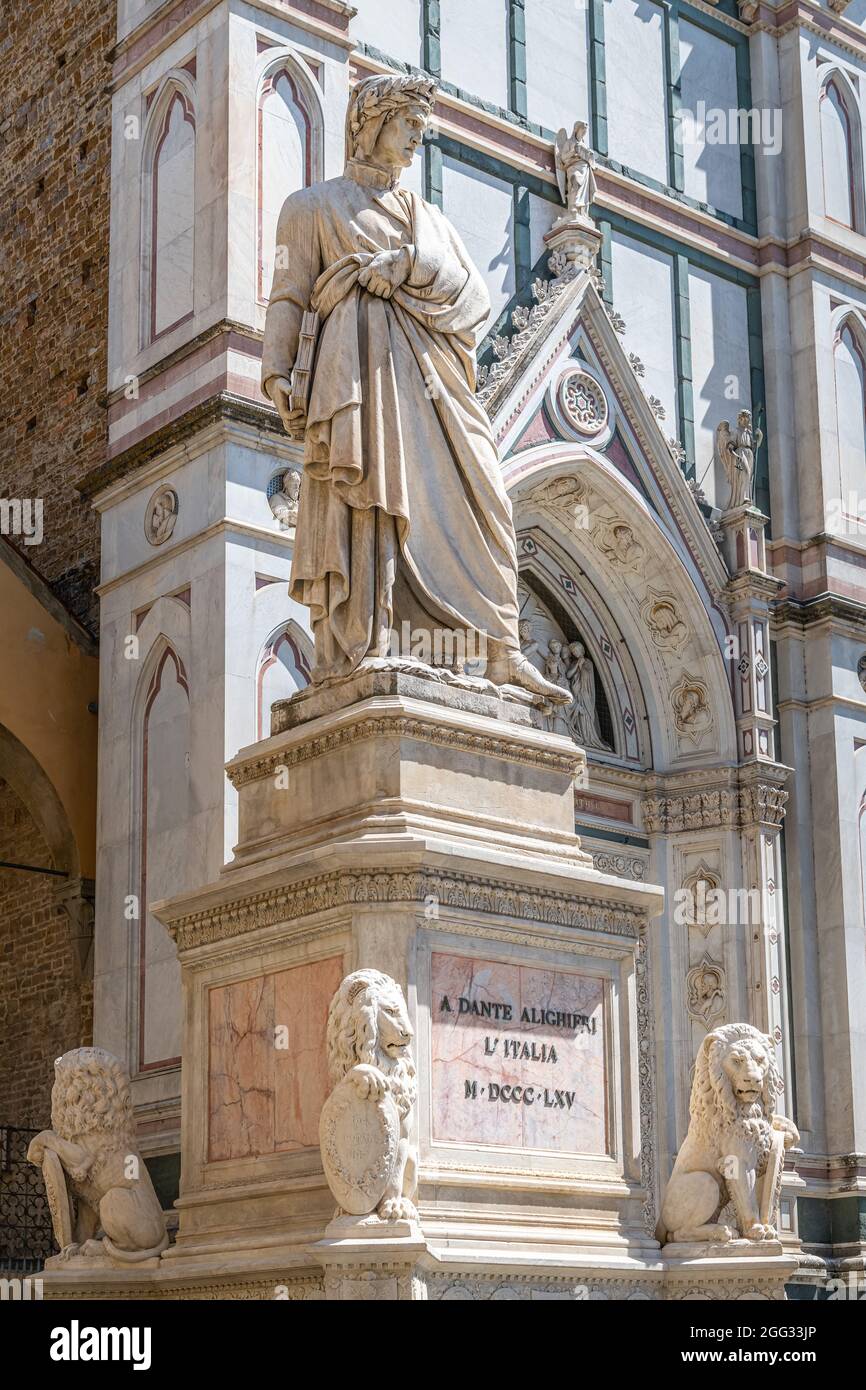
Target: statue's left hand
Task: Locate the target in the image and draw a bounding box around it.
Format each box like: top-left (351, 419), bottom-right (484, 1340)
top-left (357, 246), bottom-right (412, 299)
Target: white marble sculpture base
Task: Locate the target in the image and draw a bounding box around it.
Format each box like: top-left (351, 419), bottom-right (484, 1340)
top-left (37, 671), bottom-right (792, 1299)
top-left (661, 1242), bottom-right (799, 1301)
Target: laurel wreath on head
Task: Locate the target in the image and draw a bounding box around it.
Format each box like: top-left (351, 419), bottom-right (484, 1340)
top-left (347, 74), bottom-right (436, 150)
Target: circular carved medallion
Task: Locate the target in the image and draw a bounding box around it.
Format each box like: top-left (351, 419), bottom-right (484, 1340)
top-left (144, 486), bottom-right (179, 546)
top-left (557, 369), bottom-right (608, 437)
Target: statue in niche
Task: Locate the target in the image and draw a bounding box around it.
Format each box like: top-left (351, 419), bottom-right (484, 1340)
top-left (538, 636), bottom-right (609, 747)
top-left (268, 468), bottom-right (301, 529)
top-left (261, 73), bottom-right (567, 706)
top-left (27, 1048), bottom-right (168, 1265)
top-left (564, 640), bottom-right (608, 750)
top-left (554, 121), bottom-right (598, 222)
top-left (715, 410), bottom-right (763, 510)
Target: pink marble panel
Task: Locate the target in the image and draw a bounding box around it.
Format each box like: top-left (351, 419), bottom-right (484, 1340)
top-left (207, 955), bottom-right (342, 1162)
top-left (208, 975), bottom-right (275, 1162)
top-left (431, 952), bottom-right (608, 1155)
top-left (274, 955), bottom-right (344, 1152)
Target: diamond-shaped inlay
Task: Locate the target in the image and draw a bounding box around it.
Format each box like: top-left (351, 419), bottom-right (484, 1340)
top-left (755, 655), bottom-right (769, 679)
top-left (737, 655), bottom-right (750, 677)
top-left (623, 708), bottom-right (635, 734)
top-left (559, 572), bottom-right (576, 594)
top-left (771, 977), bottom-right (780, 995)
top-left (600, 635), bottom-right (613, 660)
top-left (521, 536), bottom-right (538, 555)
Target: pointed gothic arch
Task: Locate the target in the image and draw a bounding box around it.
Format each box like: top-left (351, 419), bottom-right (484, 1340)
top-left (507, 448), bottom-right (738, 772)
top-left (256, 619), bottom-right (313, 739)
top-left (831, 307), bottom-right (866, 507)
top-left (256, 50), bottom-right (324, 304)
top-left (140, 72), bottom-right (197, 345)
top-left (819, 68), bottom-right (864, 232)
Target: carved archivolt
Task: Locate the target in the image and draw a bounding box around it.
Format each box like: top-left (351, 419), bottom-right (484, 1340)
top-left (527, 473), bottom-right (588, 518)
top-left (592, 518), bottom-right (645, 573)
top-left (640, 590), bottom-right (689, 654)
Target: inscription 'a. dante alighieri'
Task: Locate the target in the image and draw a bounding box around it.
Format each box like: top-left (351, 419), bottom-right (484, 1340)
top-left (438, 995), bottom-right (597, 1034)
top-left (431, 954), bottom-right (608, 1156)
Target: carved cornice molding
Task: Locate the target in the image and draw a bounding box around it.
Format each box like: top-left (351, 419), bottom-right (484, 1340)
top-left (165, 867), bottom-right (646, 953)
top-left (228, 715), bottom-right (581, 788)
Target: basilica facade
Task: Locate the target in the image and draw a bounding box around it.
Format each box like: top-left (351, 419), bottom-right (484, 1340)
top-left (2, 0), bottom-right (866, 1295)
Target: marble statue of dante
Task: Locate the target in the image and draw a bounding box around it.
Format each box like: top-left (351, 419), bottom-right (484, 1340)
top-left (554, 121), bottom-right (597, 221)
top-left (261, 74), bottom-right (567, 703)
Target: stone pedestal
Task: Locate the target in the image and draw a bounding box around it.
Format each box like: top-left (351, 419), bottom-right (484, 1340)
top-left (543, 216), bottom-right (602, 273)
top-left (38, 670), bottom-right (800, 1299)
top-left (146, 668), bottom-right (667, 1296)
top-left (661, 1242), bottom-right (799, 1301)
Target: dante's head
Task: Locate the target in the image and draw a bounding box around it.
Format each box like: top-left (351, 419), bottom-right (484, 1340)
top-left (346, 74), bottom-right (436, 170)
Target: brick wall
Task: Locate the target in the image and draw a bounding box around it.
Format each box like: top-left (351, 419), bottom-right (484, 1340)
top-left (0, 0), bottom-right (113, 635)
top-left (0, 780), bottom-right (91, 1128)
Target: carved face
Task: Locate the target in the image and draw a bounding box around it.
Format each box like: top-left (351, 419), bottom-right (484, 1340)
top-left (376, 986), bottom-right (414, 1059)
top-left (722, 1040), bottom-right (769, 1106)
top-left (374, 105), bottom-right (427, 168)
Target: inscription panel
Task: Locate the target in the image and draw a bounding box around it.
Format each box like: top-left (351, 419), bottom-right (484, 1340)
top-left (431, 952), bottom-right (608, 1155)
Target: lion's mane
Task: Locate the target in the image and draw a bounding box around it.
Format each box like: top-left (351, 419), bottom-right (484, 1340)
top-left (50, 1047), bottom-right (135, 1145)
top-left (326, 969), bottom-right (417, 1120)
top-left (689, 1023), bottom-right (780, 1165)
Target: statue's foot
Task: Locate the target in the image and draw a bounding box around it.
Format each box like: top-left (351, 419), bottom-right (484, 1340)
top-left (487, 650), bottom-right (571, 705)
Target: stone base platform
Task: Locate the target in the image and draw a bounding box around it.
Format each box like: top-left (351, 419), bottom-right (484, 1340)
top-left (36, 668), bottom-right (795, 1300)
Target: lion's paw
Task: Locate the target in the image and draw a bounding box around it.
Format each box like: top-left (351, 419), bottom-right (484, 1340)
top-left (58, 1243), bottom-right (81, 1261)
top-left (349, 1065), bottom-right (387, 1101)
top-left (744, 1222), bottom-right (774, 1241)
top-left (377, 1197), bottom-right (418, 1224)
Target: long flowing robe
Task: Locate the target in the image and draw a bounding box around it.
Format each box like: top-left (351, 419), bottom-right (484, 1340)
top-left (261, 164), bottom-right (520, 681)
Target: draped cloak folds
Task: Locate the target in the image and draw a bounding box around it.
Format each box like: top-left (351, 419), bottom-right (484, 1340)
top-left (261, 166), bottom-right (521, 681)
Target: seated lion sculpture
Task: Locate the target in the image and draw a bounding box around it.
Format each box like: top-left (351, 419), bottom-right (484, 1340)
top-left (320, 969), bottom-right (418, 1224)
top-left (659, 1023), bottom-right (799, 1245)
top-left (27, 1047), bottom-right (168, 1264)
